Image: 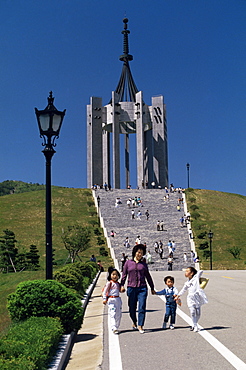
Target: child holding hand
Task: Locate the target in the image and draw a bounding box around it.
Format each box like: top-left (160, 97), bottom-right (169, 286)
top-left (155, 275), bottom-right (180, 329)
top-left (102, 267), bottom-right (125, 334)
top-left (175, 267), bottom-right (208, 332)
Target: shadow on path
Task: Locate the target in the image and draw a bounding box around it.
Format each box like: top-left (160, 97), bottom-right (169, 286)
top-left (75, 333), bottom-right (98, 343)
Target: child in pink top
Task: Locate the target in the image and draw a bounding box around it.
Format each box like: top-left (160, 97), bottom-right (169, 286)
top-left (102, 267), bottom-right (125, 334)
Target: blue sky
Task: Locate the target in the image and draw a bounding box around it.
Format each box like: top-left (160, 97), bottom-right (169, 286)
top-left (0, 0), bottom-right (246, 194)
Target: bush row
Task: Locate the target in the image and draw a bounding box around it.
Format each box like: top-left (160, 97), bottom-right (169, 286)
top-left (2, 261), bottom-right (99, 369)
top-left (53, 261), bottom-right (98, 297)
top-left (0, 316), bottom-right (63, 370)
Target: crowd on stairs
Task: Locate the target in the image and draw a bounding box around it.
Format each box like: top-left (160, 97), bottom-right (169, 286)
top-left (94, 187), bottom-right (196, 271)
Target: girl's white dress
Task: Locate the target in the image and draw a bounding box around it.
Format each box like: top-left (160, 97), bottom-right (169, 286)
top-left (178, 270), bottom-right (208, 308)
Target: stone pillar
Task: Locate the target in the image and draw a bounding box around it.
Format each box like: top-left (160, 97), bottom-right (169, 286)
top-left (87, 97), bottom-right (103, 188)
top-left (151, 95), bottom-right (168, 188)
top-left (125, 133), bottom-right (130, 188)
top-left (102, 126), bottom-right (110, 187)
top-left (135, 91), bottom-right (145, 189)
top-left (144, 128), bottom-right (153, 188)
top-left (112, 92), bottom-right (121, 189)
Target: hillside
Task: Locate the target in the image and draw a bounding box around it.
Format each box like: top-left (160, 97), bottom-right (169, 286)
top-left (0, 186), bottom-right (113, 334)
top-left (0, 186), bottom-right (112, 269)
top-left (186, 188), bottom-right (246, 269)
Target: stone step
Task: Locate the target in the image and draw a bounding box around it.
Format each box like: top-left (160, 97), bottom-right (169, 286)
top-left (95, 189), bottom-right (194, 271)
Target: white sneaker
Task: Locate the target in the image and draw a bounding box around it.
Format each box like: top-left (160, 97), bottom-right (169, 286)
top-left (113, 329), bottom-right (119, 334)
top-left (138, 326), bottom-right (145, 334)
top-left (162, 322), bottom-right (167, 329)
top-left (170, 325), bottom-right (174, 330)
top-left (193, 326), bottom-right (199, 332)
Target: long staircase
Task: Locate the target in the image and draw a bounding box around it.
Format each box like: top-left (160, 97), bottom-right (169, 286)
top-left (96, 189), bottom-right (195, 271)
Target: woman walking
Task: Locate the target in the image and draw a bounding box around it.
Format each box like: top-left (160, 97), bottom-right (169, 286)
top-left (120, 244), bottom-right (155, 334)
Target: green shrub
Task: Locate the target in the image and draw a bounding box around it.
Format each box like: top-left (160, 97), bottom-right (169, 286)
top-left (190, 204), bottom-right (199, 211)
top-left (94, 227), bottom-right (102, 236)
top-left (199, 241), bottom-right (209, 250)
top-left (0, 356), bottom-right (35, 370)
top-left (189, 197), bottom-right (196, 203)
top-left (227, 246), bottom-right (242, 259)
top-left (0, 316), bottom-right (62, 370)
top-left (53, 262), bottom-right (98, 297)
top-left (191, 211), bottom-right (200, 220)
top-left (88, 219), bottom-right (99, 227)
top-left (7, 280), bottom-right (83, 333)
top-left (75, 261), bottom-right (96, 279)
top-left (99, 246), bottom-right (108, 256)
top-left (53, 271), bottom-right (81, 293)
top-left (197, 231), bottom-right (207, 239)
top-left (203, 250), bottom-right (211, 259)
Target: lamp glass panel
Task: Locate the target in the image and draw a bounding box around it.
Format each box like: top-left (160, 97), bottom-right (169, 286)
top-left (52, 114), bottom-right (62, 133)
top-left (39, 114), bottom-right (50, 132)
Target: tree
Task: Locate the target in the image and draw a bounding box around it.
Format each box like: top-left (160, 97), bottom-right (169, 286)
top-left (62, 225), bottom-right (91, 263)
top-left (227, 246), bottom-right (241, 260)
top-left (15, 252), bottom-right (27, 271)
top-left (0, 229), bottom-right (18, 272)
top-left (26, 244), bottom-right (40, 270)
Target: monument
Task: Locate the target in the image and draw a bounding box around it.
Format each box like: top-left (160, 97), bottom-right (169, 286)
top-left (87, 18), bottom-right (168, 189)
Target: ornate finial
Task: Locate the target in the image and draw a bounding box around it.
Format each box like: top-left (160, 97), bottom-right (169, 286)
top-left (47, 91), bottom-right (54, 106)
top-left (113, 17), bottom-right (139, 102)
top-left (120, 17), bottom-right (133, 62)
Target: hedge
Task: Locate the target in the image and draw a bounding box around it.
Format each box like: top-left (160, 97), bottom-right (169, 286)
top-left (0, 316), bottom-right (62, 370)
top-left (53, 261), bottom-right (98, 296)
top-left (7, 280), bottom-right (83, 333)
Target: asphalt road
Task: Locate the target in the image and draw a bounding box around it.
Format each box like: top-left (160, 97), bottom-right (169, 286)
top-left (101, 270), bottom-right (246, 370)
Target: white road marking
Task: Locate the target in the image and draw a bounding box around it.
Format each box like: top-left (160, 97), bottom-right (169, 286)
top-left (158, 296), bottom-right (246, 370)
top-left (108, 314), bottom-right (122, 370)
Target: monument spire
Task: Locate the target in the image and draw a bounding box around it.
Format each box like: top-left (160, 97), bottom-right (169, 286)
top-left (114, 18), bottom-right (139, 102)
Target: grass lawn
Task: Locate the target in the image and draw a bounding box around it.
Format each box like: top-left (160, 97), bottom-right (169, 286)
top-left (0, 187), bottom-right (113, 335)
top-left (186, 188), bottom-right (246, 270)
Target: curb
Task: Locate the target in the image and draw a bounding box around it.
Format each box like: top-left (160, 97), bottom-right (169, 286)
top-left (48, 271), bottom-right (101, 370)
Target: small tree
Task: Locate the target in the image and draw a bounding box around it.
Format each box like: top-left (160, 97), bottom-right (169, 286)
top-left (198, 241), bottom-right (210, 259)
top-left (15, 252), bottom-right (27, 271)
top-left (0, 229), bottom-right (18, 272)
top-left (26, 244), bottom-right (40, 270)
top-left (227, 246), bottom-right (241, 259)
top-left (62, 224), bottom-right (91, 263)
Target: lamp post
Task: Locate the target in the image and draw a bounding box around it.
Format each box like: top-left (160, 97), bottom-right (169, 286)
top-left (186, 163), bottom-right (190, 188)
top-left (208, 230), bottom-right (213, 270)
top-left (35, 92), bottom-right (66, 279)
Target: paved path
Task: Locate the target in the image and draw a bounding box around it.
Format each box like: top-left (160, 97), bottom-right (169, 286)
top-left (65, 273), bottom-right (106, 370)
top-left (66, 270), bottom-right (246, 370)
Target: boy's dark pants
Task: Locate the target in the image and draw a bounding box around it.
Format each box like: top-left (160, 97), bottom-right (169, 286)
top-left (164, 303), bottom-right (177, 324)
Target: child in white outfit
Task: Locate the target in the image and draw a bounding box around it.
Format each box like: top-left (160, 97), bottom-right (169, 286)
top-left (102, 267), bottom-right (124, 334)
top-left (175, 267), bottom-right (208, 332)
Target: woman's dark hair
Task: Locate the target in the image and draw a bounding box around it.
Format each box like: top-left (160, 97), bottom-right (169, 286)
top-left (132, 244), bottom-right (146, 259)
top-left (107, 266), bottom-right (121, 281)
top-left (187, 266), bottom-right (197, 277)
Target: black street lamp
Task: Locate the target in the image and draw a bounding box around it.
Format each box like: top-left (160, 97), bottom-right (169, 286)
top-left (35, 92), bottom-right (66, 279)
top-left (186, 163), bottom-right (190, 188)
top-left (208, 230), bottom-right (213, 270)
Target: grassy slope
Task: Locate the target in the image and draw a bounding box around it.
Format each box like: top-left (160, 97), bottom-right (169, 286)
top-left (1, 187), bottom-right (246, 334)
top-left (0, 187), bottom-right (113, 334)
top-left (186, 188), bottom-right (246, 270)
